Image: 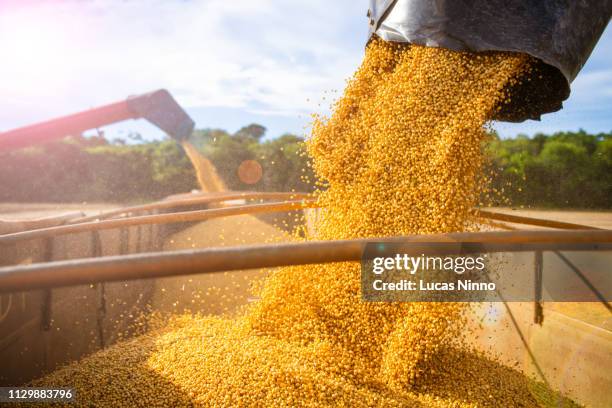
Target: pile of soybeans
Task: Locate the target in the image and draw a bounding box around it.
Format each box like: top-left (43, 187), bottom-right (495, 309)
top-left (33, 39), bottom-right (576, 407)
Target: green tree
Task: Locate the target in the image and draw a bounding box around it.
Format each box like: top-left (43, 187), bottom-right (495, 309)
top-left (0, 128), bottom-right (607, 208)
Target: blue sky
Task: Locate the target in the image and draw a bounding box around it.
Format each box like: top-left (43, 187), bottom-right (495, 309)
top-left (0, 0), bottom-right (610, 142)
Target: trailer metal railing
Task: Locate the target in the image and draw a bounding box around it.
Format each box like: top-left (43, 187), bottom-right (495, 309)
top-left (0, 229), bottom-right (610, 293)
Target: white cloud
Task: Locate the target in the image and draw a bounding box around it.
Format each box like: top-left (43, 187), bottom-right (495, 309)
top-left (570, 69), bottom-right (612, 104)
top-left (0, 0), bottom-right (365, 130)
top-left (1, 0), bottom-right (608, 138)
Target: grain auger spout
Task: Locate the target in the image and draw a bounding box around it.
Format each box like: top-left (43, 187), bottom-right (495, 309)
top-left (367, 0), bottom-right (611, 122)
top-left (0, 88), bottom-right (226, 193)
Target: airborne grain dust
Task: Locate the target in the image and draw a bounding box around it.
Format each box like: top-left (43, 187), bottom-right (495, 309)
top-left (181, 141), bottom-right (226, 193)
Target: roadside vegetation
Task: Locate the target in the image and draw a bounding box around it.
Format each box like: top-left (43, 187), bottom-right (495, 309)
top-left (0, 127), bottom-right (609, 209)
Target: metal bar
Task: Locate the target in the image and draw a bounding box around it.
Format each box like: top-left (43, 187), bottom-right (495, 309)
top-left (40, 238), bottom-right (54, 331)
top-left (75, 203), bottom-right (601, 234)
top-left (0, 212), bottom-right (84, 235)
top-left (74, 191), bottom-right (312, 223)
top-left (75, 197), bottom-right (597, 232)
top-left (0, 230), bottom-right (610, 293)
top-left (2, 200), bottom-right (603, 248)
top-left (553, 251), bottom-right (612, 313)
top-left (534, 251), bottom-right (544, 325)
top-left (0, 200), bottom-right (315, 245)
top-left (90, 231), bottom-right (106, 348)
top-left (97, 282), bottom-right (107, 349)
top-left (91, 230), bottom-right (102, 258)
top-left (475, 210), bottom-right (600, 231)
top-left (136, 225), bottom-right (142, 254)
top-left (119, 228), bottom-right (129, 255)
top-left (0, 192), bottom-right (595, 248)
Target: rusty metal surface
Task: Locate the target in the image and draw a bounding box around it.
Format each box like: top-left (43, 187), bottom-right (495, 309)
top-left (0, 200), bottom-right (315, 245)
top-left (75, 191), bottom-right (312, 223)
top-left (0, 212), bottom-right (84, 235)
top-left (475, 209), bottom-right (601, 231)
top-left (0, 197), bottom-right (603, 246)
top-left (0, 230), bottom-right (610, 293)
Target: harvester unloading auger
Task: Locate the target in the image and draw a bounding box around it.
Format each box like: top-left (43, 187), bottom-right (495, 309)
top-left (0, 89), bottom-right (194, 150)
top-left (0, 89), bottom-right (225, 193)
top-left (367, 0), bottom-right (611, 121)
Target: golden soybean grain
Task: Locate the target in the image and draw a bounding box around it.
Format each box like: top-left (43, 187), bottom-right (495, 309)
top-left (32, 39), bottom-right (577, 407)
top-left (181, 141), bottom-right (226, 192)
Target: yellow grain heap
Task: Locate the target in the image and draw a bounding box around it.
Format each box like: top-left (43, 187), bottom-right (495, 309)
top-left (33, 39), bottom-right (575, 407)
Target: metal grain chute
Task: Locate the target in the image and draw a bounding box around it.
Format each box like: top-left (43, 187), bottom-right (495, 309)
top-left (367, 0), bottom-right (611, 121)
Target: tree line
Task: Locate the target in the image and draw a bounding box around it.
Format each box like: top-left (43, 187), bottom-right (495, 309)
top-left (486, 130), bottom-right (610, 208)
top-left (0, 126), bottom-right (609, 208)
